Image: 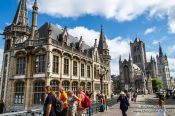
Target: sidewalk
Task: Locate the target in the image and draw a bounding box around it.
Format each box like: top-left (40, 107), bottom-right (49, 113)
top-left (94, 95), bottom-right (146, 116)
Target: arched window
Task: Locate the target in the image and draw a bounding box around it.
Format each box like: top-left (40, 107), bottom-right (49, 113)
top-left (72, 81), bottom-right (78, 95)
top-left (34, 81), bottom-right (45, 104)
top-left (50, 80), bottom-right (59, 94)
top-left (14, 81), bottom-right (24, 104)
top-left (80, 82), bottom-right (85, 91)
top-left (87, 82), bottom-right (91, 92)
top-left (62, 81), bottom-right (70, 91)
top-left (123, 65), bottom-right (130, 84)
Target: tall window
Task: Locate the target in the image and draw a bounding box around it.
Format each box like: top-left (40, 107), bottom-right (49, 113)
top-left (73, 61), bottom-right (77, 76)
top-left (81, 63), bottom-right (84, 77)
top-left (72, 81), bottom-right (78, 95)
top-left (50, 80), bottom-right (59, 95)
top-left (62, 81), bottom-right (70, 91)
top-left (35, 55), bottom-right (45, 73)
top-left (34, 81), bottom-right (45, 104)
top-left (80, 82), bottom-right (85, 90)
top-left (53, 55), bottom-right (59, 73)
top-left (87, 83), bottom-right (91, 92)
top-left (87, 65), bottom-right (90, 78)
top-left (14, 82), bottom-right (24, 104)
top-left (16, 57), bottom-right (26, 75)
top-left (64, 58), bottom-right (69, 75)
top-left (94, 65), bottom-right (97, 79)
top-left (124, 65), bottom-right (129, 83)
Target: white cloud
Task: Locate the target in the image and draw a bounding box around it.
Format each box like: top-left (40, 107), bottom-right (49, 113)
top-left (68, 26), bottom-right (99, 46)
top-left (65, 25), bottom-right (130, 75)
top-left (152, 36), bottom-right (166, 45)
top-left (144, 27), bottom-right (156, 35)
top-left (65, 25), bottom-right (175, 76)
top-left (168, 58), bottom-right (175, 77)
top-left (167, 45), bottom-right (175, 55)
top-left (28, 0), bottom-right (175, 33)
top-left (146, 51), bottom-right (158, 61)
top-left (5, 22), bottom-right (11, 26)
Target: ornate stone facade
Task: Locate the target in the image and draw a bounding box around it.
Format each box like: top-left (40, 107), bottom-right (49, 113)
top-left (0, 0), bottom-right (111, 111)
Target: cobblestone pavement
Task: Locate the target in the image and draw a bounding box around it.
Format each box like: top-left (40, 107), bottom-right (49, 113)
top-left (94, 95), bottom-right (175, 116)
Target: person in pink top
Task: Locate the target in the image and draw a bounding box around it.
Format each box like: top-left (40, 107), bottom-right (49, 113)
top-left (77, 86), bottom-right (86, 116)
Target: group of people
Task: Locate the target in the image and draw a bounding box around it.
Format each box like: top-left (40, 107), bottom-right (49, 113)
top-left (43, 86), bottom-right (90, 116)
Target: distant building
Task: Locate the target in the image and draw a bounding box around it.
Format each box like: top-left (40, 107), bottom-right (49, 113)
top-left (0, 0), bottom-right (111, 111)
top-left (119, 38), bottom-right (171, 93)
top-left (156, 44), bottom-right (171, 89)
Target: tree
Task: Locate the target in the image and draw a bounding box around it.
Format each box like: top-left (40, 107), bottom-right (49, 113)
top-left (152, 77), bottom-right (163, 92)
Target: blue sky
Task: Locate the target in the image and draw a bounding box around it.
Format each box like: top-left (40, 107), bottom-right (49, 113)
top-left (0, 0), bottom-right (175, 76)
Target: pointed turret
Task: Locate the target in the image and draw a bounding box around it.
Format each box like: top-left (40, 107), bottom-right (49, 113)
top-left (129, 53), bottom-right (132, 61)
top-left (164, 54), bottom-right (167, 60)
top-left (98, 25), bottom-right (111, 65)
top-left (13, 0), bottom-right (28, 26)
top-left (98, 25), bottom-right (109, 54)
top-left (150, 56), bottom-right (153, 61)
top-left (31, 0), bottom-right (38, 39)
top-left (159, 43), bottom-right (163, 57)
top-left (119, 55), bottom-right (121, 61)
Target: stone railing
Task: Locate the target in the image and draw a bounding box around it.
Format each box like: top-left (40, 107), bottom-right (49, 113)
top-left (14, 39), bottom-right (48, 49)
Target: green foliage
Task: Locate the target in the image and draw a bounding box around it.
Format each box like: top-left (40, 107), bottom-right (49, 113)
top-left (152, 77), bottom-right (163, 92)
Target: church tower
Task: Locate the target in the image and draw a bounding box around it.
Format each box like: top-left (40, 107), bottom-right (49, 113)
top-left (156, 44), bottom-right (171, 89)
top-left (130, 37), bottom-right (147, 70)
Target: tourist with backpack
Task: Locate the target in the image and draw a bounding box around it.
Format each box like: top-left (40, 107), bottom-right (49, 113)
top-left (59, 87), bottom-right (68, 116)
top-left (77, 86), bottom-right (91, 116)
top-left (43, 86), bottom-right (56, 116)
top-left (67, 89), bottom-right (79, 116)
top-left (51, 91), bottom-right (64, 115)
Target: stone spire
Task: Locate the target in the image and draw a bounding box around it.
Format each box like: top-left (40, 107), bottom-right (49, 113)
top-left (98, 25), bottom-right (108, 54)
top-left (129, 53), bottom-right (132, 61)
top-left (159, 42), bottom-right (163, 57)
top-left (31, 0), bottom-right (38, 39)
top-left (13, 0), bottom-right (28, 26)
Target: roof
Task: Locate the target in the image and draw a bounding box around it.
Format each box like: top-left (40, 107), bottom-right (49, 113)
top-left (132, 64), bottom-right (141, 70)
top-left (38, 22), bottom-right (92, 54)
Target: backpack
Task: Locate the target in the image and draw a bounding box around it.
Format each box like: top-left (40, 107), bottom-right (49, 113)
top-left (54, 97), bottom-right (64, 113)
top-left (81, 95), bottom-right (91, 108)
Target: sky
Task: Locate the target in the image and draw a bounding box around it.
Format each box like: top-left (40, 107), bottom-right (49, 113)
top-left (0, 0), bottom-right (175, 77)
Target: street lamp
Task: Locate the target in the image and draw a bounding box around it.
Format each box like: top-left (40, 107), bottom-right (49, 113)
top-left (98, 67), bottom-right (105, 94)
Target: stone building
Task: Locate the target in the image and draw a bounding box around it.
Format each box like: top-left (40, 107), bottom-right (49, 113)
top-left (0, 0), bottom-right (111, 111)
top-left (118, 38), bottom-right (167, 93)
top-left (156, 44), bottom-right (171, 89)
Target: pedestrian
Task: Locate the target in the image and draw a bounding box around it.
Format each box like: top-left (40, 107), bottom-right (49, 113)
top-left (132, 92), bottom-right (137, 103)
top-left (117, 91), bottom-right (130, 116)
top-left (77, 86), bottom-right (89, 116)
top-left (99, 94), bottom-right (106, 112)
top-left (59, 87), bottom-right (68, 116)
top-left (159, 95), bottom-right (165, 108)
top-left (43, 85), bottom-right (56, 116)
top-left (158, 95), bottom-right (166, 116)
top-left (67, 89), bottom-right (79, 116)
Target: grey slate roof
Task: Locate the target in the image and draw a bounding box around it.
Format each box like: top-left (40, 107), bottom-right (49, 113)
top-left (38, 22), bottom-right (92, 55)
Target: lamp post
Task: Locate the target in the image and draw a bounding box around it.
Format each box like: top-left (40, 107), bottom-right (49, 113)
top-left (99, 68), bottom-right (105, 94)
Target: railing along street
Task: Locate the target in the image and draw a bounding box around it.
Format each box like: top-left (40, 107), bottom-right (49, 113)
top-left (1, 97), bottom-right (118, 116)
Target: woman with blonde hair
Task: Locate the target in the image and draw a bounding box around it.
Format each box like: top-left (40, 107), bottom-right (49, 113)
top-left (67, 89), bottom-right (79, 116)
top-left (117, 91), bottom-right (130, 116)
